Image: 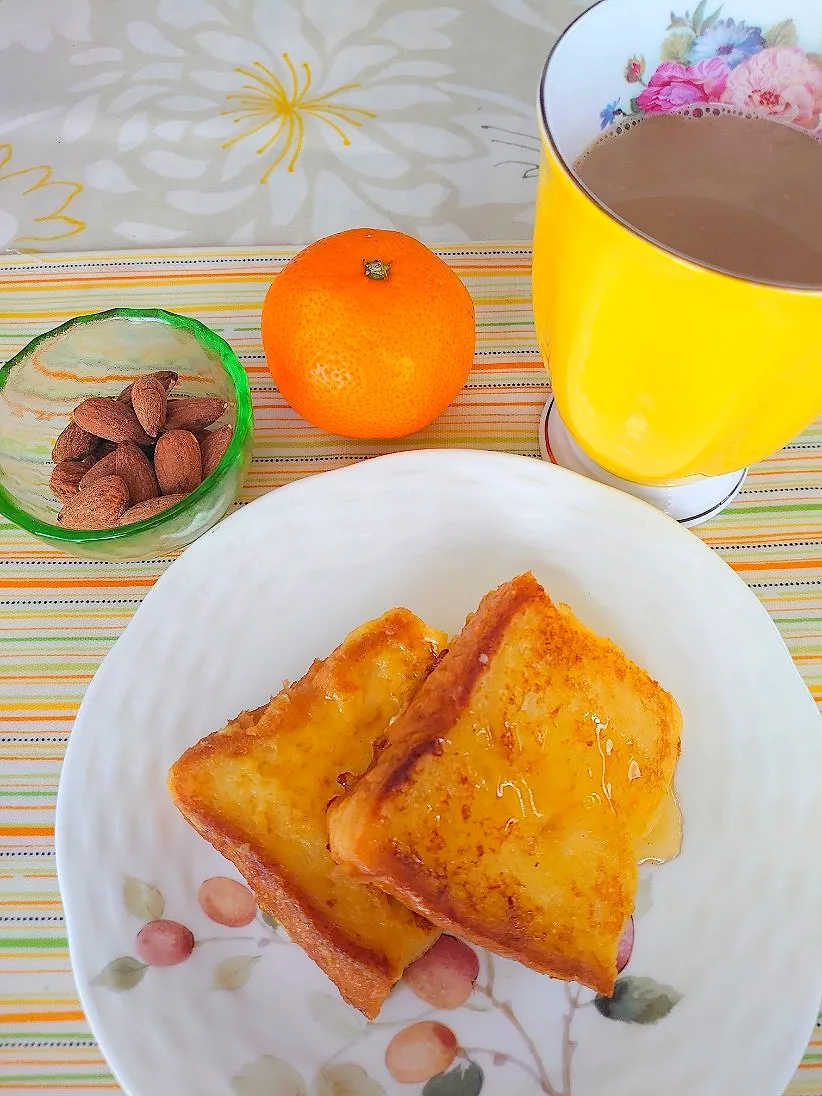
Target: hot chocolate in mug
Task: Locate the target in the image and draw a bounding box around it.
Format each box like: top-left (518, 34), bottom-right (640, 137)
top-left (533, 0), bottom-right (822, 486)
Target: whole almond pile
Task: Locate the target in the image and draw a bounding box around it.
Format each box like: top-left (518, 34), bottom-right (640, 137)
top-left (49, 370), bottom-right (233, 529)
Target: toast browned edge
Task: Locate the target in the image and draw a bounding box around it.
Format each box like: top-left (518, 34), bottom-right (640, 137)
top-left (169, 726), bottom-right (438, 1017)
top-left (167, 612), bottom-right (443, 1020)
top-left (329, 572), bottom-right (626, 994)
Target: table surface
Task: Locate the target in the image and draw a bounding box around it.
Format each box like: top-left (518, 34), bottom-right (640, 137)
top-left (0, 245), bottom-right (818, 1094)
top-left (0, 2), bottom-right (820, 1094)
top-left (0, 0), bottom-right (599, 254)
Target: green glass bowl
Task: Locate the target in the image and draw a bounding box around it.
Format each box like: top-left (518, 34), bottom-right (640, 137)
top-left (0, 308), bottom-right (253, 561)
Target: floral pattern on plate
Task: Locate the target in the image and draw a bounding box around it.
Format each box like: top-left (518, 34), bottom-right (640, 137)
top-left (94, 873), bottom-right (680, 1095)
top-left (601, 4), bottom-right (822, 132)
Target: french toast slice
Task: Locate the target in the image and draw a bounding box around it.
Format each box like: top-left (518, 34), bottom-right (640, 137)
top-left (168, 609), bottom-right (445, 1018)
top-left (329, 573), bottom-right (682, 996)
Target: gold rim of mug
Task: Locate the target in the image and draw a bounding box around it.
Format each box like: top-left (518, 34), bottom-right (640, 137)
top-left (536, 0), bottom-right (822, 293)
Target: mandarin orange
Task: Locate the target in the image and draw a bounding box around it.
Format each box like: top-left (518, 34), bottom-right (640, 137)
top-left (261, 228), bottom-right (475, 439)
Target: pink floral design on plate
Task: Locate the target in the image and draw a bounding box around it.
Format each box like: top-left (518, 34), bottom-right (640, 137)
top-left (600, 4), bottom-right (822, 135)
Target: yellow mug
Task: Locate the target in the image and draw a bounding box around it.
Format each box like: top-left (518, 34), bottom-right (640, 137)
top-left (533, 0), bottom-right (822, 487)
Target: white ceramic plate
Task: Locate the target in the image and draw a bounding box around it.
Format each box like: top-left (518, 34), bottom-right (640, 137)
top-left (57, 450), bottom-right (822, 1096)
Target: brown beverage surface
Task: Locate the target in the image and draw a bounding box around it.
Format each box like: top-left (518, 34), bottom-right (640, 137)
top-left (573, 108), bottom-right (822, 287)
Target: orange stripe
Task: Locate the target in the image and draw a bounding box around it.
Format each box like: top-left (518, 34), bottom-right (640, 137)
top-left (1, 301), bottom-right (265, 318)
top-left (702, 533), bottom-right (822, 544)
top-left (754, 451), bottom-right (822, 462)
top-left (0, 578), bottom-right (155, 589)
top-left (730, 559), bottom-right (822, 571)
top-left (0, 805), bottom-right (62, 811)
top-left (0, 952), bottom-right (68, 959)
top-left (0, 1010), bottom-right (84, 1023)
top-left (0, 270), bottom-right (277, 289)
top-left (0, 675), bottom-right (91, 681)
top-left (0, 826), bottom-right (54, 837)
top-left (0, 872), bottom-right (57, 878)
top-left (0, 624), bottom-right (132, 630)
top-left (0, 715), bottom-right (75, 721)
top-left (0, 970), bottom-right (73, 976)
top-left (0, 263), bottom-right (533, 291)
top-left (0, 756), bottom-right (65, 762)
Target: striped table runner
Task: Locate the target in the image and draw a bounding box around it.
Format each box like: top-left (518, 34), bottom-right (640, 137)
top-left (0, 246), bottom-right (819, 1094)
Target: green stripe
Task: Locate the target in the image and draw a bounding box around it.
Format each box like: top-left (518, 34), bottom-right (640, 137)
top-left (0, 694), bottom-right (81, 700)
top-left (0, 790), bottom-right (55, 797)
top-left (0, 937), bottom-right (67, 948)
top-left (0, 664), bottom-right (100, 672)
top-left (0, 1032), bottom-right (95, 1040)
top-left (736, 503), bottom-right (822, 515)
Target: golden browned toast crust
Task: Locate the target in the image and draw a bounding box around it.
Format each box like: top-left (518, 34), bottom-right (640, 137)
top-left (168, 609), bottom-right (445, 1018)
top-left (329, 574), bottom-right (682, 996)
top-left (170, 782), bottom-right (399, 1016)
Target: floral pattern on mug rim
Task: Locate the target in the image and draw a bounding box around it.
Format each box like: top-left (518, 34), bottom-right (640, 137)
top-left (601, 4), bottom-right (822, 135)
top-left (93, 873), bottom-right (679, 1095)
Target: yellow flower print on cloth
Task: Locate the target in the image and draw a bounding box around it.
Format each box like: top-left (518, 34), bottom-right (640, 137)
top-left (0, 144), bottom-right (84, 250)
top-left (51, 1), bottom-right (541, 241)
top-left (223, 53), bottom-right (376, 183)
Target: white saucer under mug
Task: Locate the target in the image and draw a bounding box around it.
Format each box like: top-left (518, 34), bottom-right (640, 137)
top-left (539, 399), bottom-right (747, 528)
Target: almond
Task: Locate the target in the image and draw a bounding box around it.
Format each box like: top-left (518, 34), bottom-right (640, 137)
top-left (73, 397), bottom-right (153, 446)
top-left (198, 423), bottom-right (233, 479)
top-left (57, 475), bottom-right (129, 530)
top-left (52, 421), bottom-right (97, 462)
top-left (131, 374), bottom-right (167, 437)
top-left (165, 397), bottom-right (227, 432)
top-left (79, 449), bottom-right (119, 489)
top-left (154, 429), bottom-right (201, 495)
top-left (80, 444), bottom-right (159, 503)
top-left (114, 443), bottom-right (159, 504)
top-left (117, 370), bottom-right (178, 404)
top-left (50, 458), bottom-right (95, 503)
top-left (120, 493), bottom-right (187, 526)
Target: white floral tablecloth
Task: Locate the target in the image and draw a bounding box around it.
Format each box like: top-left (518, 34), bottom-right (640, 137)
top-left (0, 0), bottom-right (592, 252)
